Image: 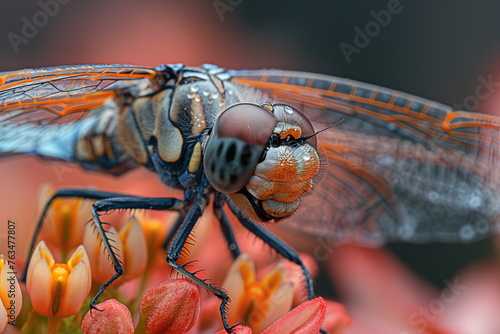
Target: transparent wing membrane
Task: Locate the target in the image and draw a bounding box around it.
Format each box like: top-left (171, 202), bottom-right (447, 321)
top-left (0, 64), bottom-right (160, 125)
top-left (0, 64), bottom-right (163, 172)
top-left (231, 69), bottom-right (500, 244)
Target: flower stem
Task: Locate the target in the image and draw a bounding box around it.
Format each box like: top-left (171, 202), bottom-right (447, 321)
top-left (47, 317), bottom-right (62, 333)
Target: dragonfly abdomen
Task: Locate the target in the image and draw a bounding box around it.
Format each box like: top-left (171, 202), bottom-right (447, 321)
top-left (0, 110), bottom-right (134, 176)
top-left (74, 108), bottom-right (136, 175)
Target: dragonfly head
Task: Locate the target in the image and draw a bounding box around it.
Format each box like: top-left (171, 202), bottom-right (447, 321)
top-left (204, 103), bottom-right (322, 222)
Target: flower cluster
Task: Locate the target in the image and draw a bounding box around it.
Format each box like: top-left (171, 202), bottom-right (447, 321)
top-left (0, 185), bottom-right (351, 333)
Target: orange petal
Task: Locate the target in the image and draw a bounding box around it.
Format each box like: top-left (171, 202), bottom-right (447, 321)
top-left (26, 255), bottom-right (53, 317)
top-left (84, 224), bottom-right (123, 284)
top-left (261, 297), bottom-right (326, 334)
top-left (0, 254), bottom-right (22, 321)
top-left (260, 281), bottom-right (294, 331)
top-left (222, 254), bottom-right (253, 323)
top-left (214, 325), bottom-right (253, 334)
top-left (26, 241), bottom-right (54, 294)
top-left (57, 247), bottom-right (92, 317)
top-left (119, 217), bottom-right (147, 278)
top-left (81, 299), bottom-right (134, 334)
top-left (140, 279), bottom-right (199, 334)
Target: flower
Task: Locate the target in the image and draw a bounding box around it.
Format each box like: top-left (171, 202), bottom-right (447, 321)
top-left (81, 299), bottom-right (134, 334)
top-left (222, 253), bottom-right (294, 332)
top-left (11, 184), bottom-right (353, 333)
top-left (84, 216), bottom-right (148, 284)
top-left (37, 183), bottom-right (91, 252)
top-left (140, 279), bottom-right (200, 334)
top-left (118, 217), bottom-right (148, 279)
top-left (137, 212), bottom-right (174, 269)
top-left (26, 241), bottom-right (91, 318)
top-left (0, 254), bottom-right (22, 331)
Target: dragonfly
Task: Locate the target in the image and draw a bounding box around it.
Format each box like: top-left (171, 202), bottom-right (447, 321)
top-left (1, 63), bottom-right (500, 331)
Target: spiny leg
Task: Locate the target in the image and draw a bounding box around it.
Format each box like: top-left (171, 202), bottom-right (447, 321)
top-left (22, 188), bottom-right (138, 281)
top-left (231, 209), bottom-right (329, 333)
top-left (162, 210), bottom-right (186, 250)
top-left (231, 208), bottom-right (316, 294)
top-left (214, 195), bottom-right (241, 259)
top-left (164, 195), bottom-right (241, 259)
top-left (88, 196), bottom-right (186, 308)
top-left (166, 196), bottom-right (237, 332)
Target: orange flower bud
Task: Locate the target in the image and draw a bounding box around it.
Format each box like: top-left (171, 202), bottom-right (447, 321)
top-left (83, 223), bottom-right (123, 284)
top-left (119, 217), bottom-right (147, 279)
top-left (37, 183), bottom-right (91, 251)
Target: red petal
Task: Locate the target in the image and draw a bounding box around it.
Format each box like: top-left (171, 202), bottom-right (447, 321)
top-left (140, 279), bottom-right (200, 334)
top-left (261, 297), bottom-right (326, 334)
top-left (81, 299), bottom-right (134, 334)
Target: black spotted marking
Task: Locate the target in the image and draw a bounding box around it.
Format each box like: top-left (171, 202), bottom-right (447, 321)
top-left (240, 145), bottom-right (253, 166)
top-left (210, 162), bottom-right (216, 174)
top-left (226, 142), bottom-right (236, 162)
top-left (230, 174), bottom-right (238, 184)
top-left (218, 169), bottom-right (226, 183)
top-left (216, 142), bottom-right (224, 157)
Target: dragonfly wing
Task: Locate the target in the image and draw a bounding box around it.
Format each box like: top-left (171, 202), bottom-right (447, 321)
top-left (0, 64), bottom-right (161, 125)
top-left (231, 69), bottom-right (500, 244)
top-left (0, 64), bottom-right (167, 174)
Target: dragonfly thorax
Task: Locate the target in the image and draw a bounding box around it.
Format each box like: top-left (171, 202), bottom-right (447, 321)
top-left (204, 103), bottom-right (322, 222)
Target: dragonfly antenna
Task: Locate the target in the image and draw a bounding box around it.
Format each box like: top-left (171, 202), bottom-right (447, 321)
top-left (302, 118), bottom-right (344, 140)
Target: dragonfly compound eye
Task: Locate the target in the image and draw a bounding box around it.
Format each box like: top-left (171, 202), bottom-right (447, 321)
top-left (204, 103), bottom-right (277, 193)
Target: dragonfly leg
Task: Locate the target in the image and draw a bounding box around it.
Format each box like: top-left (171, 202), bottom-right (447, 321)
top-left (22, 188), bottom-right (140, 282)
top-left (233, 211), bottom-right (330, 333)
top-left (234, 211), bottom-right (316, 298)
top-left (166, 196), bottom-right (238, 333)
top-left (229, 208), bottom-right (335, 329)
top-left (161, 210), bottom-right (186, 250)
top-left (214, 195), bottom-right (241, 259)
top-left (87, 195), bottom-right (186, 308)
